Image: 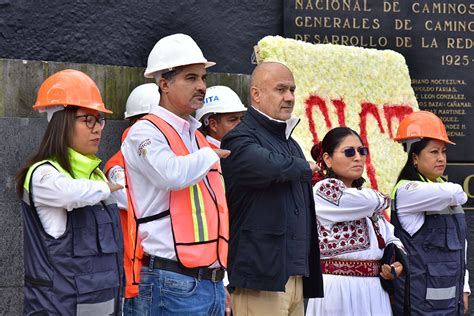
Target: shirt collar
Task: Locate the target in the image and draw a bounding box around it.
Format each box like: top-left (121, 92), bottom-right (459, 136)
top-left (417, 172), bottom-right (445, 184)
top-left (206, 135), bottom-right (221, 148)
top-left (252, 106), bottom-right (300, 139)
top-left (150, 105), bottom-right (202, 135)
top-left (67, 148), bottom-right (104, 180)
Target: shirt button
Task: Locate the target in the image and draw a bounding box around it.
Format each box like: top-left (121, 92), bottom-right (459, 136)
top-left (292, 234), bottom-right (297, 240)
top-left (294, 209), bottom-right (299, 215)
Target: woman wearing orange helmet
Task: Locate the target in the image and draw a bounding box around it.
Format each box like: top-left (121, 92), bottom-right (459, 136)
top-left (391, 111), bottom-right (470, 315)
top-left (16, 69), bottom-right (124, 315)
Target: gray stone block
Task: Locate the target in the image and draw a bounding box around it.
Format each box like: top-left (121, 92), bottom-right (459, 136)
top-left (0, 286), bottom-right (23, 315)
top-left (0, 117), bottom-right (47, 202)
top-left (0, 1), bottom-right (282, 74)
top-left (0, 202), bottom-right (23, 288)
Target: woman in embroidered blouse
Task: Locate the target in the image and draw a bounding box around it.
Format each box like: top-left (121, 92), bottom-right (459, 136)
top-left (306, 127), bottom-right (404, 316)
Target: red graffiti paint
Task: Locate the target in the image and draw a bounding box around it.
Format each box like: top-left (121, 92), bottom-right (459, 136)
top-left (331, 99), bottom-right (347, 127)
top-left (383, 105), bottom-right (414, 139)
top-left (359, 102), bottom-right (385, 190)
top-left (305, 95), bottom-right (331, 144)
top-left (305, 96), bottom-right (413, 221)
top-left (305, 96), bottom-right (348, 143)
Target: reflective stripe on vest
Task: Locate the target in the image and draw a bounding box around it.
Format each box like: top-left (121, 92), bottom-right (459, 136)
top-left (426, 286), bottom-right (456, 301)
top-left (190, 184), bottom-right (209, 242)
top-left (123, 114), bottom-right (229, 295)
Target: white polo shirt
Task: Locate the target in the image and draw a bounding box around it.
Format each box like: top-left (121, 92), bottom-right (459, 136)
top-left (121, 105), bottom-right (219, 261)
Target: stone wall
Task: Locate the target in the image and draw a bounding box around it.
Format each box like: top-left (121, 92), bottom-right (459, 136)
top-left (0, 0), bottom-right (282, 75)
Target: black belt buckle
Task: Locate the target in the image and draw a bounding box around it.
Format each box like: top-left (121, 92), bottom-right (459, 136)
top-left (210, 269), bottom-right (222, 283)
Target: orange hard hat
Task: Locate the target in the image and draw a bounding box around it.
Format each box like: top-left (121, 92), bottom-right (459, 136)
top-left (33, 69), bottom-right (112, 113)
top-left (394, 111), bottom-right (454, 145)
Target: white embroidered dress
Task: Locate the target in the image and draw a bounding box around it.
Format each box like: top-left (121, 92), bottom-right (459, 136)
top-left (306, 178), bottom-right (403, 316)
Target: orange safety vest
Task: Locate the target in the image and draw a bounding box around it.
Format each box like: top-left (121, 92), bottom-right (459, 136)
top-left (104, 127), bottom-right (138, 299)
top-left (208, 141), bottom-right (219, 149)
top-left (124, 114), bottom-right (229, 294)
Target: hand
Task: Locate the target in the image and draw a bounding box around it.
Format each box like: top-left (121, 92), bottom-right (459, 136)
top-left (380, 261), bottom-right (403, 280)
top-left (107, 182), bottom-right (124, 193)
top-left (464, 292), bottom-right (469, 314)
top-left (225, 287), bottom-right (232, 316)
top-left (308, 161), bottom-right (320, 172)
top-left (213, 148), bottom-right (231, 159)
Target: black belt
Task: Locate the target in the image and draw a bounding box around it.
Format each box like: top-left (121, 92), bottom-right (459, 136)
top-left (142, 255), bottom-right (225, 283)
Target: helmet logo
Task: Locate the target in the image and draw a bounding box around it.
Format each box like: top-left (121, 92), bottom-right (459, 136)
top-left (204, 95), bottom-right (219, 104)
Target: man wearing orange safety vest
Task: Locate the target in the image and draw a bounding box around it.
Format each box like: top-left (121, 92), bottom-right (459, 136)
top-left (121, 33), bottom-right (230, 315)
top-left (104, 83), bottom-right (159, 300)
top-left (195, 85), bottom-right (247, 149)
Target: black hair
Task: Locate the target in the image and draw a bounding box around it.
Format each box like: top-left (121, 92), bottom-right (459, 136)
top-left (16, 106), bottom-right (78, 196)
top-left (198, 113), bottom-right (223, 136)
top-left (396, 138), bottom-right (431, 182)
top-left (310, 126), bottom-right (366, 188)
top-left (158, 67), bottom-right (184, 94)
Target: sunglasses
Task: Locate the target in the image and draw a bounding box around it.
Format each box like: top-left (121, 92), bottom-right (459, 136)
top-left (339, 146), bottom-right (369, 157)
top-left (75, 114), bottom-right (106, 130)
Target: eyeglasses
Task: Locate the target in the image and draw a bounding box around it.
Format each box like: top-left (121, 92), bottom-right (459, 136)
top-left (75, 114), bottom-right (106, 130)
top-left (338, 146), bottom-right (369, 157)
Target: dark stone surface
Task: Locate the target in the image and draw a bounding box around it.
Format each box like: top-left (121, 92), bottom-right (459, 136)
top-left (0, 0), bottom-right (282, 75)
top-left (0, 117), bottom-right (45, 202)
top-left (0, 202), bottom-right (23, 287)
top-left (0, 287), bottom-right (23, 315)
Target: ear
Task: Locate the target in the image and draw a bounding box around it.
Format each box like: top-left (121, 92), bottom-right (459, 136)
top-left (159, 77), bottom-right (169, 94)
top-left (412, 153), bottom-right (418, 167)
top-left (322, 152), bottom-right (332, 169)
top-left (250, 86), bottom-right (260, 104)
top-left (208, 117), bottom-right (218, 134)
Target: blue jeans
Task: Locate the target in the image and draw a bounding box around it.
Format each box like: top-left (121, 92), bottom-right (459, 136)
top-left (123, 267), bottom-right (225, 316)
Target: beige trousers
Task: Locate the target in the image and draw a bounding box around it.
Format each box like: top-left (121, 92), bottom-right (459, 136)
top-left (231, 276), bottom-right (304, 316)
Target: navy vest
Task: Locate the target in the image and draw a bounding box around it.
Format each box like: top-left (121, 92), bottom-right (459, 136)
top-left (21, 162), bottom-right (124, 315)
top-left (391, 182), bottom-right (466, 315)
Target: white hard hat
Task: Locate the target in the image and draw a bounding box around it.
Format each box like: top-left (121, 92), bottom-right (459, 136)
top-left (144, 33), bottom-right (215, 78)
top-left (195, 86), bottom-right (247, 122)
top-left (124, 83), bottom-right (159, 119)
